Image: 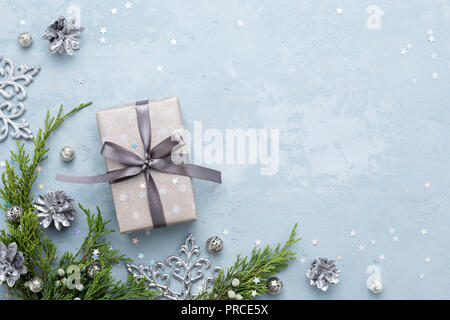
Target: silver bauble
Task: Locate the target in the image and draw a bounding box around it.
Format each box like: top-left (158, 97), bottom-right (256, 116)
top-left (26, 276), bottom-right (44, 293)
top-left (18, 32), bottom-right (33, 48)
top-left (206, 236), bottom-right (224, 254)
top-left (266, 277), bottom-right (283, 294)
top-left (60, 146), bottom-right (75, 162)
top-left (368, 279), bottom-right (384, 294)
top-left (86, 261), bottom-right (101, 279)
top-left (6, 205), bottom-right (24, 223)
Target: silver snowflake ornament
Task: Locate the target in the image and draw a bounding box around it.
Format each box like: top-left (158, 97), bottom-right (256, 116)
top-left (127, 234), bottom-right (221, 300)
top-left (0, 55), bottom-right (40, 141)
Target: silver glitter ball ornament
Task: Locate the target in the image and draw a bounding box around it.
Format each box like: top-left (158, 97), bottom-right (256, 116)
top-left (26, 276), bottom-right (44, 293)
top-left (86, 261), bottom-right (101, 279)
top-left (60, 146), bottom-right (75, 162)
top-left (18, 32), bottom-right (33, 48)
top-left (266, 277), bottom-right (283, 294)
top-left (368, 279), bottom-right (384, 294)
top-left (5, 205), bottom-right (24, 223)
top-left (206, 236), bottom-right (224, 254)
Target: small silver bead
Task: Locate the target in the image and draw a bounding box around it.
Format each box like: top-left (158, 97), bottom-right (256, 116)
top-left (27, 277), bottom-right (44, 293)
top-left (6, 205), bottom-right (24, 223)
top-left (18, 32), bottom-right (33, 48)
top-left (368, 279), bottom-right (384, 294)
top-left (266, 277), bottom-right (283, 294)
top-left (60, 146), bottom-right (75, 162)
top-left (206, 236), bottom-right (224, 254)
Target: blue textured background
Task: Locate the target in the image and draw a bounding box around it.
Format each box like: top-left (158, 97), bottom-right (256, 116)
top-left (1, 0), bottom-right (449, 299)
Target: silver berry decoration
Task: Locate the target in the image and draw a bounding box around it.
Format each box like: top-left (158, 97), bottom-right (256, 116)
top-left (60, 146), bottom-right (75, 162)
top-left (5, 205), bottom-right (24, 223)
top-left (0, 241), bottom-right (27, 287)
top-left (57, 268), bottom-right (65, 277)
top-left (18, 32), bottom-right (33, 48)
top-left (206, 236), bottom-right (224, 254)
top-left (86, 261), bottom-right (101, 279)
top-left (42, 16), bottom-right (84, 55)
top-left (25, 276), bottom-right (44, 293)
top-left (266, 277), bottom-right (283, 294)
top-left (306, 257), bottom-right (340, 292)
top-left (368, 279), bottom-right (384, 294)
top-left (34, 188), bottom-right (76, 231)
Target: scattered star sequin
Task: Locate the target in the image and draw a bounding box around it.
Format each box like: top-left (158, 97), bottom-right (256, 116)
top-left (311, 239), bottom-right (318, 246)
top-left (156, 65), bottom-right (164, 72)
top-left (145, 229), bottom-right (152, 236)
top-left (424, 182), bottom-right (431, 188)
top-left (0, 161), bottom-right (6, 168)
top-left (138, 252), bottom-right (144, 259)
top-left (38, 184), bottom-right (44, 190)
top-left (336, 255), bottom-right (343, 261)
top-left (93, 249), bottom-right (100, 256)
top-left (358, 245), bottom-right (365, 251)
top-left (73, 229), bottom-right (80, 235)
top-left (400, 48), bottom-right (407, 56)
top-left (406, 43), bottom-right (413, 50)
top-left (253, 277), bottom-right (260, 284)
top-left (418, 274), bottom-right (425, 279)
top-left (251, 290), bottom-right (258, 297)
top-left (349, 230), bottom-right (357, 237)
top-left (237, 20), bottom-right (244, 26)
top-left (125, 2), bottom-right (132, 9)
top-left (100, 37), bottom-right (106, 44)
top-left (428, 35), bottom-right (435, 43)
top-left (389, 228), bottom-right (395, 235)
top-left (223, 229), bottom-right (230, 236)
top-left (432, 72), bottom-right (438, 79)
top-left (132, 237), bottom-right (139, 244)
top-left (170, 38), bottom-right (177, 45)
top-left (299, 257), bottom-right (306, 264)
top-left (19, 19), bottom-right (26, 26)
top-left (111, 8), bottom-right (118, 15)
top-left (370, 239), bottom-right (376, 245)
top-left (421, 229), bottom-right (428, 235)
top-left (424, 257), bottom-right (431, 264)
top-left (254, 239), bottom-right (262, 246)
top-left (336, 8), bottom-right (344, 15)
top-left (392, 236), bottom-right (399, 242)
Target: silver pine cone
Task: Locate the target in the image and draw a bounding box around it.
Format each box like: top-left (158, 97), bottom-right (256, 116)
top-left (306, 257), bottom-right (340, 291)
top-left (34, 188), bottom-right (76, 231)
top-left (0, 241), bottom-right (27, 287)
top-left (42, 16), bottom-right (84, 55)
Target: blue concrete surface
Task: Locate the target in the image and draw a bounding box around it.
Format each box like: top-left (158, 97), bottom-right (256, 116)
top-left (1, 0), bottom-right (449, 299)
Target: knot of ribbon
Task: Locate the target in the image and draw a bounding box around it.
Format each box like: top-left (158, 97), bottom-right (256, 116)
top-left (56, 102), bottom-right (221, 228)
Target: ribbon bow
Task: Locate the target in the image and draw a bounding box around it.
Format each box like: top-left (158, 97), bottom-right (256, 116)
top-left (56, 101), bottom-right (221, 228)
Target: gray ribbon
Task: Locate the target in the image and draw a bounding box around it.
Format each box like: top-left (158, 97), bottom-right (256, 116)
top-left (56, 101), bottom-right (221, 228)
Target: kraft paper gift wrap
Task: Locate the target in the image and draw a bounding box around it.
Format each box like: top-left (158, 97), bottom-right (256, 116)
top-left (96, 98), bottom-right (196, 233)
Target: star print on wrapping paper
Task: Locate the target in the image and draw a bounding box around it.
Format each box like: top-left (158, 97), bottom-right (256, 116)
top-left (139, 182), bottom-right (146, 190)
top-left (171, 177), bottom-right (179, 185)
top-left (132, 237), bottom-right (139, 244)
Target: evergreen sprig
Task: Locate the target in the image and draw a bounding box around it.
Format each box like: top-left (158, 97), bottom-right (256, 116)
top-left (197, 224), bottom-right (300, 300)
top-left (0, 103), bottom-right (158, 300)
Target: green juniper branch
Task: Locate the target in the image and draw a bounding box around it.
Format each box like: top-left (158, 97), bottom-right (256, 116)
top-left (197, 223), bottom-right (300, 300)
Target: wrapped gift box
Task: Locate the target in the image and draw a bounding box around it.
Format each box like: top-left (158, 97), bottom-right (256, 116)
top-left (96, 98), bottom-right (197, 233)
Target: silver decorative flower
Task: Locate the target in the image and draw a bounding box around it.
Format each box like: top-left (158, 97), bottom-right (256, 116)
top-left (34, 188), bottom-right (76, 231)
top-left (0, 241), bottom-right (27, 287)
top-left (42, 16), bottom-right (84, 55)
top-left (306, 257), bottom-right (340, 291)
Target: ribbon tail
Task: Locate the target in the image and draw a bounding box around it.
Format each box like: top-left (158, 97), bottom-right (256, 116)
top-left (152, 158), bottom-right (222, 184)
top-left (55, 166), bottom-right (143, 184)
top-left (144, 169), bottom-right (167, 228)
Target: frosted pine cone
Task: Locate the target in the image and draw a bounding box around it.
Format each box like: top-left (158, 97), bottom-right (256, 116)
top-left (306, 257), bottom-right (340, 291)
top-left (0, 241), bottom-right (27, 287)
top-left (34, 188), bottom-right (76, 231)
top-left (42, 16), bottom-right (84, 55)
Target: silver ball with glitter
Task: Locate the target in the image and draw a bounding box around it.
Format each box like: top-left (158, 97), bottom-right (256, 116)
top-left (5, 205), bottom-right (24, 223)
top-left (60, 146), bottom-right (75, 162)
top-left (206, 236), bottom-right (224, 254)
top-left (266, 277), bottom-right (283, 294)
top-left (18, 32), bottom-right (33, 48)
top-left (86, 261), bottom-right (101, 279)
top-left (26, 276), bottom-right (44, 293)
top-left (368, 279), bottom-right (384, 294)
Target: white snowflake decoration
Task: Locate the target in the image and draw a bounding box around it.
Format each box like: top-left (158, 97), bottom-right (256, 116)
top-left (0, 55), bottom-right (40, 141)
